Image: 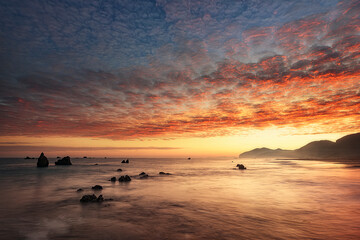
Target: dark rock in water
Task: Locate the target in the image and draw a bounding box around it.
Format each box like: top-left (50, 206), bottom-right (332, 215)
top-left (56, 156), bottom-right (61, 158)
top-left (55, 156), bottom-right (72, 165)
top-left (126, 159), bottom-right (129, 163)
top-left (117, 168), bottom-right (122, 172)
top-left (140, 174), bottom-right (149, 179)
top-left (159, 172), bottom-right (171, 175)
top-left (25, 156), bottom-right (31, 159)
top-left (80, 194), bottom-right (104, 203)
top-left (94, 163), bottom-right (98, 165)
top-left (188, 157), bottom-right (191, 160)
top-left (83, 156), bottom-right (87, 158)
top-left (236, 164), bottom-right (246, 170)
top-left (76, 188), bottom-right (83, 192)
top-left (92, 185), bottom-right (103, 190)
top-left (80, 194), bottom-right (97, 202)
top-left (121, 159), bottom-right (130, 163)
top-left (139, 172), bottom-right (149, 178)
top-left (97, 194), bottom-right (104, 202)
top-left (37, 152), bottom-right (49, 167)
top-left (109, 177), bottom-right (116, 182)
top-left (118, 175), bottom-right (131, 182)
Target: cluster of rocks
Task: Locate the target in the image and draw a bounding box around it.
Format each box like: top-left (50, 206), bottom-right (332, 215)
top-left (91, 185), bottom-right (103, 190)
top-left (118, 175), bottom-right (132, 182)
top-left (80, 194), bottom-right (104, 203)
top-left (121, 159), bottom-right (129, 163)
top-left (159, 172), bottom-right (171, 175)
top-left (236, 164), bottom-right (247, 170)
top-left (36, 152), bottom-right (72, 167)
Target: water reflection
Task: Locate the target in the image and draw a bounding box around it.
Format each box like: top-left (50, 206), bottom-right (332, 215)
top-left (0, 158), bottom-right (359, 239)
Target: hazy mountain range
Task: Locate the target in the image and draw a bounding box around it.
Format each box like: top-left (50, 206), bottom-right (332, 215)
top-left (239, 133), bottom-right (360, 160)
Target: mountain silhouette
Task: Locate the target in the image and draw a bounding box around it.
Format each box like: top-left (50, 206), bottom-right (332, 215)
top-left (239, 133), bottom-right (360, 160)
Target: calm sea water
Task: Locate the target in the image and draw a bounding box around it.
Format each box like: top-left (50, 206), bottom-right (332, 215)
top-left (0, 157), bottom-right (359, 240)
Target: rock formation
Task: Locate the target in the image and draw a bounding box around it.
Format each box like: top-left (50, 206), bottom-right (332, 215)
top-left (236, 164), bottom-right (246, 170)
top-left (55, 156), bottom-right (72, 165)
top-left (118, 175), bottom-right (131, 182)
top-left (37, 152), bottom-right (49, 167)
top-left (80, 194), bottom-right (104, 203)
top-left (92, 185), bottom-right (103, 190)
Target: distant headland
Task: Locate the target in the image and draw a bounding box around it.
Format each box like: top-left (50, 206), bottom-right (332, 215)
top-left (239, 132), bottom-right (360, 160)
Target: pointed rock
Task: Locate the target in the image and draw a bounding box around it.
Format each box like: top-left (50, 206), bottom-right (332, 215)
top-left (37, 152), bottom-right (49, 167)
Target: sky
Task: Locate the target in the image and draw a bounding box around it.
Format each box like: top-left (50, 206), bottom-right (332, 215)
top-left (0, 0), bottom-right (359, 158)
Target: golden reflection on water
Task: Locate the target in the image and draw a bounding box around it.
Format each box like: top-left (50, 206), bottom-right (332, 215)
top-left (0, 157), bottom-right (359, 239)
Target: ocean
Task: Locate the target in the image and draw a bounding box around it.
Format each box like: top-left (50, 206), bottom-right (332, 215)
top-left (0, 157), bottom-right (359, 240)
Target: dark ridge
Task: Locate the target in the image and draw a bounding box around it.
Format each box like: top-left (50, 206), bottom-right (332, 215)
top-left (239, 132), bottom-right (360, 160)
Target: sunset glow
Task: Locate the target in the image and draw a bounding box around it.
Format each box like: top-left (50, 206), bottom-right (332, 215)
top-left (0, 0), bottom-right (359, 157)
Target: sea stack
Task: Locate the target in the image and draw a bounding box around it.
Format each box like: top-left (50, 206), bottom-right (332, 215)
top-left (37, 152), bottom-right (49, 167)
top-left (55, 156), bottom-right (72, 165)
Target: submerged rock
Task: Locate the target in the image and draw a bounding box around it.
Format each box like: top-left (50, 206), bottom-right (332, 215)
top-left (117, 168), bottom-right (122, 172)
top-left (159, 172), bottom-right (171, 175)
top-left (92, 185), bottom-right (103, 190)
top-left (55, 156), bottom-right (72, 165)
top-left (76, 188), bottom-right (84, 192)
top-left (118, 175), bottom-right (131, 182)
top-left (139, 172), bottom-right (146, 176)
top-left (37, 152), bottom-right (49, 167)
top-left (80, 194), bottom-right (104, 203)
top-left (140, 174), bottom-right (149, 179)
top-left (109, 177), bottom-right (116, 182)
top-left (25, 156), bottom-right (31, 159)
top-left (236, 164), bottom-right (247, 170)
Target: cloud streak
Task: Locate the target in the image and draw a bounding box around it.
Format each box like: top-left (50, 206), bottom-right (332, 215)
top-left (0, 0), bottom-right (359, 140)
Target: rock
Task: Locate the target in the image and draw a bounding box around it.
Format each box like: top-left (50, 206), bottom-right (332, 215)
top-left (55, 156), bottom-right (72, 165)
top-left (92, 185), bottom-right (103, 190)
top-left (118, 175), bottom-right (131, 182)
top-left (80, 194), bottom-right (104, 203)
top-left (117, 168), bottom-right (122, 172)
top-left (25, 156), bottom-right (31, 159)
top-left (97, 195), bottom-right (104, 202)
top-left (159, 172), bottom-right (171, 175)
top-left (139, 172), bottom-right (149, 178)
top-left (94, 163), bottom-right (98, 165)
top-left (109, 177), bottom-right (116, 182)
top-left (37, 152), bottom-right (49, 167)
top-left (76, 188), bottom-right (83, 192)
top-left (80, 194), bottom-right (97, 202)
top-left (140, 174), bottom-right (149, 179)
top-left (121, 159), bottom-right (129, 163)
top-left (126, 159), bottom-right (129, 163)
top-left (236, 164), bottom-right (246, 170)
